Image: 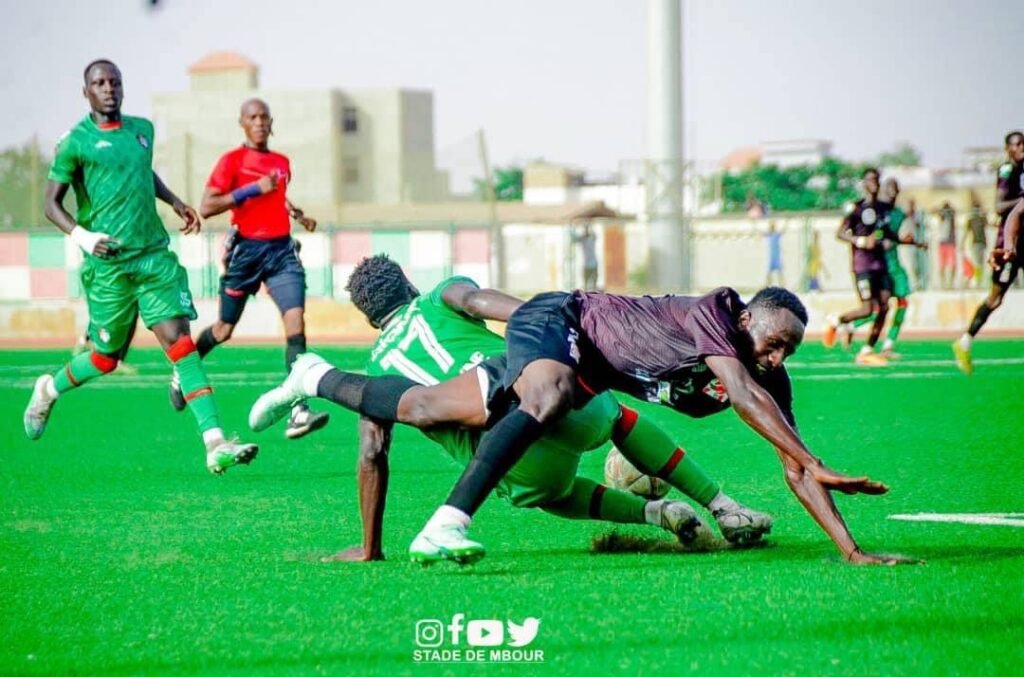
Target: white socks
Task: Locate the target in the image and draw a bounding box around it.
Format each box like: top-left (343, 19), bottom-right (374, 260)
top-left (203, 428), bottom-right (225, 447)
top-left (960, 334), bottom-right (973, 351)
top-left (301, 361), bottom-right (334, 398)
top-left (426, 505), bottom-right (472, 531)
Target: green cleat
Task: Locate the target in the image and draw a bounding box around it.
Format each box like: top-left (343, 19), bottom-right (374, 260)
top-left (23, 374), bottom-right (57, 441)
top-left (952, 341), bottom-right (973, 375)
top-left (205, 438), bottom-right (259, 475)
top-left (248, 353), bottom-right (329, 432)
top-left (409, 524), bottom-right (486, 566)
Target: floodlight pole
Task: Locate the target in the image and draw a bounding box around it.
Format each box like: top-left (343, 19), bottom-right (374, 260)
top-left (646, 0), bottom-right (688, 292)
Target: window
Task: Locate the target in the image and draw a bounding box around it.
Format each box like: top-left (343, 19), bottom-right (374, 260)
top-left (342, 106), bottom-right (358, 134)
top-left (343, 157), bottom-right (359, 184)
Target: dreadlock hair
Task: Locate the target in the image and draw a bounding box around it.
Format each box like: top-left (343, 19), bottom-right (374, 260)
top-left (345, 254), bottom-right (418, 328)
top-left (749, 287), bottom-right (808, 326)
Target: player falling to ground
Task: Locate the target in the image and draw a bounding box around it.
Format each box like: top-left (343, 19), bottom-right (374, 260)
top-left (258, 255), bottom-right (771, 561)
top-left (843, 178), bottom-right (928, 358)
top-left (953, 130), bottom-right (1024, 374)
top-left (253, 281), bottom-right (907, 566)
top-left (823, 167), bottom-right (897, 366)
top-left (23, 60), bottom-right (257, 475)
top-left (167, 98), bottom-right (328, 439)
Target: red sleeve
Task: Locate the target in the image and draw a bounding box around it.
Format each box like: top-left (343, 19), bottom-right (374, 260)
top-left (207, 151), bottom-right (238, 193)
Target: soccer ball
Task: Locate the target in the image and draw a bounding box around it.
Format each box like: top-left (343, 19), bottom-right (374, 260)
top-left (603, 447), bottom-right (670, 499)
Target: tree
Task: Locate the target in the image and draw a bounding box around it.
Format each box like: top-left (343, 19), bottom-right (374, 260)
top-left (721, 157), bottom-right (870, 213)
top-left (0, 141), bottom-right (50, 229)
top-left (877, 143), bottom-right (922, 167)
top-left (474, 165), bottom-right (523, 202)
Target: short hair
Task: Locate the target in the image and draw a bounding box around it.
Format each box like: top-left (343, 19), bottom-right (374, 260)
top-left (83, 59), bottom-right (118, 83)
top-left (345, 254), bottom-right (418, 328)
top-left (749, 287), bottom-right (808, 326)
top-left (861, 166), bottom-right (879, 179)
top-left (1005, 131), bottom-right (1023, 146)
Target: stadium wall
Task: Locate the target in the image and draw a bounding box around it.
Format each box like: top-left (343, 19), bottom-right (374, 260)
top-left (2, 216), bottom-right (1022, 345)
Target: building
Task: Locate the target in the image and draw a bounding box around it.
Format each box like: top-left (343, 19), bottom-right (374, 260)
top-left (760, 139), bottom-right (833, 168)
top-left (151, 51), bottom-right (449, 211)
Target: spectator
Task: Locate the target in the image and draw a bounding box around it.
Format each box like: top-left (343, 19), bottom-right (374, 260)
top-left (962, 193), bottom-right (988, 288)
top-left (765, 221), bottom-right (783, 286)
top-left (908, 198), bottom-right (929, 290)
top-left (936, 201), bottom-right (957, 289)
top-left (805, 230), bottom-right (827, 292)
top-left (572, 222), bottom-right (599, 290)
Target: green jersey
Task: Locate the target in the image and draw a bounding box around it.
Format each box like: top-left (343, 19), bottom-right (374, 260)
top-left (366, 276), bottom-right (616, 475)
top-left (886, 207), bottom-right (907, 273)
top-left (48, 115), bottom-right (168, 260)
top-left (367, 276), bottom-right (502, 383)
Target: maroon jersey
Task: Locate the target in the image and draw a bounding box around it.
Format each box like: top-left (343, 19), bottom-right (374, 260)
top-left (995, 160), bottom-right (1024, 249)
top-left (574, 287), bottom-right (794, 422)
top-left (844, 199), bottom-right (892, 274)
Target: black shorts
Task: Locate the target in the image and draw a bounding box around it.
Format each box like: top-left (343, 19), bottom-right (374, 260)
top-left (854, 270), bottom-right (892, 302)
top-left (502, 292), bottom-right (585, 390)
top-left (220, 235), bottom-right (306, 324)
top-left (992, 257), bottom-right (1022, 290)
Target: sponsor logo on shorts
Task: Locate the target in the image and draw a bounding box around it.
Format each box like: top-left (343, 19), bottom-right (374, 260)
top-left (567, 328), bottom-right (581, 364)
top-left (98, 327), bottom-right (110, 344)
top-left (702, 377), bottom-right (729, 403)
top-left (179, 291), bottom-right (192, 309)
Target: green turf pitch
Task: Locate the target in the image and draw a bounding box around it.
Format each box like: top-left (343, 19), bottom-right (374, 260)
top-left (2, 341), bottom-right (1023, 674)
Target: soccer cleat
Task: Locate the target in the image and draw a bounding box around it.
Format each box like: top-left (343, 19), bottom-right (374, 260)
top-left (854, 351), bottom-right (888, 367)
top-left (713, 505), bottom-right (773, 545)
top-left (23, 374), bottom-right (57, 441)
top-left (408, 524), bottom-right (486, 565)
top-left (169, 370), bottom-right (186, 412)
top-left (285, 401), bottom-right (330, 440)
top-left (880, 349), bottom-right (902, 361)
top-left (249, 353), bottom-right (328, 432)
top-left (822, 323), bottom-right (838, 349)
top-left (952, 341), bottom-right (973, 375)
top-left (653, 500), bottom-right (714, 548)
top-left (205, 438), bottom-right (259, 475)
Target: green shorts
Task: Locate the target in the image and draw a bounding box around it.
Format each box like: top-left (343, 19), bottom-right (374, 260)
top-left (80, 247), bottom-right (198, 353)
top-left (889, 264), bottom-right (911, 298)
top-left (426, 392), bottom-right (620, 508)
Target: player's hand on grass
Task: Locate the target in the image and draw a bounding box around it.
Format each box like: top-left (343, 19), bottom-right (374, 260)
top-left (846, 549), bottom-right (921, 566)
top-left (174, 201), bottom-right (202, 235)
top-left (811, 465), bottom-right (889, 495)
top-left (320, 545), bottom-right (382, 563)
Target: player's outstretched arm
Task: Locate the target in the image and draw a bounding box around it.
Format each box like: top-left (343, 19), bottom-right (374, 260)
top-left (776, 448), bottom-right (917, 565)
top-left (153, 172), bottom-right (201, 235)
top-left (44, 180), bottom-right (118, 257)
top-left (1003, 198), bottom-right (1023, 261)
top-left (327, 417), bottom-right (392, 563)
top-left (705, 355), bottom-right (886, 495)
top-left (441, 282), bottom-right (523, 322)
top-left (200, 172), bottom-right (278, 219)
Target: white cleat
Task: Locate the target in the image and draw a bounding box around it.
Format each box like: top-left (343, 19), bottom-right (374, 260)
top-left (409, 524), bottom-right (486, 566)
top-left (249, 353), bottom-right (329, 432)
top-left (653, 500), bottom-right (714, 549)
top-left (713, 505), bottom-right (773, 545)
top-left (205, 438), bottom-right (259, 475)
top-left (23, 374), bottom-right (57, 441)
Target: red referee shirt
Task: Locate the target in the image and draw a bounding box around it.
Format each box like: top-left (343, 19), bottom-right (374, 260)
top-left (207, 146), bottom-right (292, 239)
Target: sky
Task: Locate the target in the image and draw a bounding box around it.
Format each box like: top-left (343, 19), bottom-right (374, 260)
top-left (1, 0), bottom-right (1020, 180)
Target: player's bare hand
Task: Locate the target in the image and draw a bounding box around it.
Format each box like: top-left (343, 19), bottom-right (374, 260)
top-left (297, 215), bottom-right (317, 232)
top-left (94, 237), bottom-right (121, 259)
top-left (812, 466), bottom-right (889, 495)
top-left (257, 172), bottom-right (279, 194)
top-left (988, 248), bottom-right (1006, 269)
top-left (319, 546), bottom-right (382, 563)
top-left (174, 201), bottom-right (202, 235)
top-left (846, 549), bottom-right (921, 566)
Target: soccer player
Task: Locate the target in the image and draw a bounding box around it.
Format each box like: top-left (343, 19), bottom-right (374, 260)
top-left (953, 130), bottom-right (1024, 374)
top-left (843, 178), bottom-right (927, 357)
top-left (168, 98), bottom-right (328, 439)
top-left (822, 167), bottom-right (896, 366)
top-left (253, 280), bottom-right (905, 566)
top-left (23, 60), bottom-right (257, 474)
top-left (267, 255), bottom-right (771, 561)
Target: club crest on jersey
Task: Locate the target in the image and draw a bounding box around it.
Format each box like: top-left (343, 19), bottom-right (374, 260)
top-left (702, 378), bottom-right (729, 403)
top-left (136, 134), bottom-right (149, 149)
top-left (861, 207), bottom-right (876, 226)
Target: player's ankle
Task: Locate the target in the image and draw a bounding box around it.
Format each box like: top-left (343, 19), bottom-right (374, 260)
top-left (959, 333), bottom-right (973, 350)
top-left (426, 505), bottom-right (471, 531)
top-left (202, 428), bottom-right (225, 450)
top-left (707, 491), bottom-right (740, 514)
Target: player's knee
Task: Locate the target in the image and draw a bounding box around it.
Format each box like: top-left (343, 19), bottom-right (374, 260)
top-left (397, 388), bottom-right (447, 428)
top-left (90, 350), bottom-right (119, 374)
top-left (212, 322), bottom-right (235, 343)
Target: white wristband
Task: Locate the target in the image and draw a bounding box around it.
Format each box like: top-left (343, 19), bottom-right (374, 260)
top-left (69, 225), bottom-right (107, 255)
top-left (855, 236), bottom-right (868, 249)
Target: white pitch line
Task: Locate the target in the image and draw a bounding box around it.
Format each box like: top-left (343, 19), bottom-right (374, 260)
top-left (889, 513), bottom-right (1024, 527)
